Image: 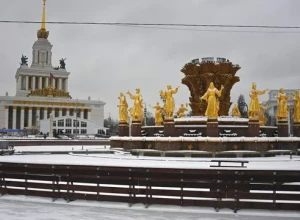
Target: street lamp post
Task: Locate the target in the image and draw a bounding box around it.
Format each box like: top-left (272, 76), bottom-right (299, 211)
top-left (75, 98), bottom-right (79, 138)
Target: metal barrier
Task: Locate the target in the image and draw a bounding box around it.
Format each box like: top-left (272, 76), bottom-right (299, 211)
top-left (0, 162), bottom-right (299, 212)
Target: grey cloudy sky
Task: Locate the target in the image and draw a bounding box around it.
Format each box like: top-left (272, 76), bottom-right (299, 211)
top-left (0, 0), bottom-right (299, 118)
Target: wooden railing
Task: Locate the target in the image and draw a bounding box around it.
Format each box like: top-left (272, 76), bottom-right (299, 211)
top-left (0, 162), bottom-right (299, 212)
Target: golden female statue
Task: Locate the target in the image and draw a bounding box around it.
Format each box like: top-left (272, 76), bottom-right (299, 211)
top-left (150, 102), bottom-right (163, 125)
top-left (248, 82), bottom-right (269, 119)
top-left (177, 103), bottom-right (189, 118)
top-left (118, 92), bottom-right (128, 123)
top-left (258, 103), bottom-right (267, 126)
top-left (231, 104), bottom-right (241, 117)
top-left (276, 88), bottom-right (290, 120)
top-left (200, 82), bottom-right (224, 119)
top-left (293, 90), bottom-right (300, 123)
top-left (160, 85), bottom-right (179, 118)
top-left (127, 88), bottom-right (143, 121)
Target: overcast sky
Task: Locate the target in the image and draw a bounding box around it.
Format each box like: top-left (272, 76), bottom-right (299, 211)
top-left (0, 0), bottom-right (299, 119)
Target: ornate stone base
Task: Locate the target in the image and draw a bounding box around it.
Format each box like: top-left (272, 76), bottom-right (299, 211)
top-left (164, 117), bottom-right (175, 137)
top-left (131, 120), bottom-right (141, 137)
top-left (118, 121), bottom-right (129, 136)
top-left (277, 120), bottom-right (289, 137)
top-left (248, 119), bottom-right (260, 137)
top-left (293, 122), bottom-right (300, 137)
top-left (206, 118), bottom-right (219, 137)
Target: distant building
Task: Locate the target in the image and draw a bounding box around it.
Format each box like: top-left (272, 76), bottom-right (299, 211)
top-left (266, 89), bottom-right (298, 134)
top-left (0, 1), bottom-right (106, 135)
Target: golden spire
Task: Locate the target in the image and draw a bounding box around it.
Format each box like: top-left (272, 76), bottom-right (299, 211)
top-left (41, 0), bottom-right (46, 30)
top-left (37, 0), bottom-right (49, 39)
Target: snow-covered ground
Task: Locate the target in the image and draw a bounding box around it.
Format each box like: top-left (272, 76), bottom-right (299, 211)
top-left (0, 195), bottom-right (299, 220)
top-left (0, 151), bottom-right (299, 170)
top-left (14, 145), bottom-right (110, 152)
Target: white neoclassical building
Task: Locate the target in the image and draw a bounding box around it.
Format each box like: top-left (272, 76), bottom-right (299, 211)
top-left (0, 0), bottom-right (106, 135)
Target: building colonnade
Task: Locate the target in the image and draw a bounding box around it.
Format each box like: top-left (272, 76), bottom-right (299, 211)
top-left (5, 106), bottom-right (91, 129)
top-left (18, 75), bottom-right (69, 92)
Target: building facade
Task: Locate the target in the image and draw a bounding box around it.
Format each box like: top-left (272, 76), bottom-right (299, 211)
top-left (0, 0), bottom-right (106, 134)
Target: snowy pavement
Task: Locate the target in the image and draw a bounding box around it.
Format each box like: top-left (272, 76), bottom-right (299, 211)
top-left (14, 145), bottom-right (110, 152)
top-left (0, 153), bottom-right (299, 170)
top-left (0, 196), bottom-right (299, 220)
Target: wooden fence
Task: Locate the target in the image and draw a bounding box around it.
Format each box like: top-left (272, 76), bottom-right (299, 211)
top-left (0, 162), bottom-right (299, 212)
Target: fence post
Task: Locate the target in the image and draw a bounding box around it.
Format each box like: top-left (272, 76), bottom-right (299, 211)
top-left (51, 165), bottom-right (59, 202)
top-left (180, 170), bottom-right (184, 206)
top-left (0, 171), bottom-right (6, 197)
top-left (233, 171), bottom-right (239, 213)
top-left (215, 171), bottom-right (221, 212)
top-left (96, 167), bottom-right (101, 201)
top-left (273, 172), bottom-right (277, 210)
top-left (128, 168), bottom-right (136, 207)
top-left (144, 169), bottom-right (152, 208)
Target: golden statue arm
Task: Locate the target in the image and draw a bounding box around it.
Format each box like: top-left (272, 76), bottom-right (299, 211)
top-left (127, 91), bottom-right (135, 99)
top-left (200, 92), bottom-right (208, 101)
top-left (258, 88), bottom-right (269, 95)
top-left (171, 86), bottom-right (179, 95)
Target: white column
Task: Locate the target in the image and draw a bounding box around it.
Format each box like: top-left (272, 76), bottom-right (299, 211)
top-left (32, 76), bottom-right (36, 90)
top-left (88, 109), bottom-right (92, 120)
top-left (4, 106), bottom-right (8, 128)
top-left (48, 51), bottom-right (52, 65)
top-left (25, 76), bottom-right (29, 90)
top-left (39, 77), bottom-right (43, 89)
top-left (28, 107), bottom-right (32, 128)
top-left (44, 108), bottom-right (47, 120)
top-left (13, 106), bottom-right (17, 129)
top-left (17, 76), bottom-right (22, 90)
top-left (20, 107), bottom-right (25, 129)
top-left (52, 78), bottom-right (56, 88)
top-left (64, 79), bottom-right (68, 92)
top-left (36, 107), bottom-right (40, 126)
top-left (45, 77), bottom-right (49, 88)
top-left (34, 49), bottom-right (38, 63)
top-left (58, 78), bottom-right (62, 90)
top-left (59, 108), bottom-right (62, 117)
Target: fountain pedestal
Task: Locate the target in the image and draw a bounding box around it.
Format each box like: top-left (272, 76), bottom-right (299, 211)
top-left (293, 122), bottom-right (300, 137)
top-left (206, 118), bottom-right (219, 137)
top-left (131, 120), bottom-right (141, 137)
top-left (164, 117), bottom-right (176, 137)
top-left (248, 119), bottom-right (260, 137)
top-left (278, 120), bottom-right (289, 137)
top-left (118, 121), bottom-right (129, 136)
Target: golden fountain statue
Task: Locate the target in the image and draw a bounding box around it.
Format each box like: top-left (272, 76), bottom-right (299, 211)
top-left (150, 102), bottom-right (163, 126)
top-left (127, 88), bottom-right (143, 122)
top-left (248, 82), bottom-right (269, 119)
top-left (200, 82), bottom-right (224, 119)
top-left (258, 103), bottom-right (268, 126)
top-left (231, 104), bottom-right (241, 117)
top-left (118, 92), bottom-right (128, 123)
top-left (160, 85), bottom-right (179, 118)
top-left (177, 104), bottom-right (189, 118)
top-left (293, 90), bottom-right (300, 123)
top-left (276, 88), bottom-right (291, 120)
